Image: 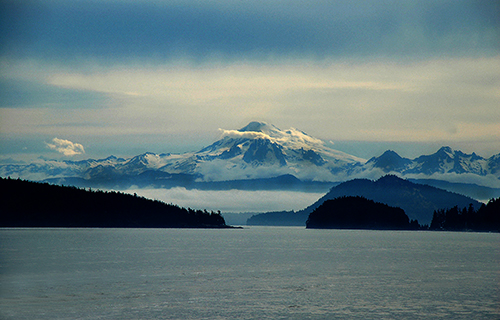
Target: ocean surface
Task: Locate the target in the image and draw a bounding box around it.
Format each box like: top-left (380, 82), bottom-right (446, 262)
top-left (1, 227), bottom-right (499, 319)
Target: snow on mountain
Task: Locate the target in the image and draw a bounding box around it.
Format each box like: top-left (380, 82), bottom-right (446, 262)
top-left (0, 155), bottom-right (128, 181)
top-left (189, 121), bottom-right (365, 181)
top-left (409, 147), bottom-right (489, 175)
top-left (0, 121), bottom-right (364, 183)
top-left (489, 153), bottom-right (500, 175)
top-left (114, 121), bottom-right (364, 182)
top-left (365, 146), bottom-right (492, 176)
top-left (1, 122), bottom-right (499, 189)
top-left (364, 146), bottom-right (500, 187)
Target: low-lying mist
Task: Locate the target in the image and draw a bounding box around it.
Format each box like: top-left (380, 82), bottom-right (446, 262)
top-left (123, 188), bottom-right (324, 214)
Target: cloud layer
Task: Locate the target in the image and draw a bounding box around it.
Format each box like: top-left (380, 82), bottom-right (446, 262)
top-left (46, 138), bottom-right (85, 156)
top-left (125, 187), bottom-right (324, 213)
top-left (4, 58), bottom-right (498, 147)
top-left (1, 0), bottom-right (498, 64)
top-left (0, 1), bottom-right (499, 161)
top-left (219, 126), bottom-right (325, 149)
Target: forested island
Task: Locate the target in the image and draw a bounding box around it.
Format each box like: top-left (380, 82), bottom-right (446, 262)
top-left (0, 177), bottom-right (228, 228)
top-left (247, 175), bottom-right (482, 226)
top-left (306, 195), bottom-right (500, 232)
top-left (306, 196), bottom-right (420, 230)
top-left (429, 198), bottom-right (500, 232)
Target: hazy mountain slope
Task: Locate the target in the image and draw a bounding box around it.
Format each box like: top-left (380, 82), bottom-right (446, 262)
top-left (302, 175), bottom-right (481, 225)
top-left (248, 175), bottom-right (482, 226)
top-left (409, 179), bottom-right (500, 202)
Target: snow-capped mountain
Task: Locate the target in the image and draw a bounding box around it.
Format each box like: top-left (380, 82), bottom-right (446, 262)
top-left (0, 156), bottom-right (127, 182)
top-left (1, 122), bottom-right (499, 191)
top-left (365, 146), bottom-right (499, 178)
top-left (0, 122), bottom-right (364, 184)
top-left (179, 121), bottom-right (365, 181)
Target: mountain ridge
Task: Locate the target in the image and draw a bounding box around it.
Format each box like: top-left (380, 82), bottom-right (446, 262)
top-left (247, 175), bottom-right (482, 226)
top-left (366, 146), bottom-right (499, 178)
top-left (1, 122), bottom-right (499, 193)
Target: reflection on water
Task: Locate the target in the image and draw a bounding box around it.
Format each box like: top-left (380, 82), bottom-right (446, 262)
top-left (1, 227), bottom-right (499, 319)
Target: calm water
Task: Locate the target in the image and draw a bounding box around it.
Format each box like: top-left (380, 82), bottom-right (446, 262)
top-left (1, 227), bottom-right (499, 319)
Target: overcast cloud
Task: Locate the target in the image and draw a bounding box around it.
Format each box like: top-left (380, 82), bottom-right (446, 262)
top-left (2, 0), bottom-right (498, 62)
top-left (0, 0), bottom-right (499, 161)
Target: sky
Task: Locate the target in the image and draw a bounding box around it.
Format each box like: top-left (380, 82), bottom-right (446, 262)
top-left (1, 0), bottom-right (499, 162)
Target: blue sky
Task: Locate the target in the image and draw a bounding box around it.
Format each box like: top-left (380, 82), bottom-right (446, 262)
top-left (1, 0), bottom-right (499, 161)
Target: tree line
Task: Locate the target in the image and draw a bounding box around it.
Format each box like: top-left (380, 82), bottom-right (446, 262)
top-left (306, 195), bottom-right (499, 232)
top-left (0, 177), bottom-right (227, 228)
top-left (429, 198), bottom-right (500, 232)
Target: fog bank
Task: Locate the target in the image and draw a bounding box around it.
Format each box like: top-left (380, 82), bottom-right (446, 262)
top-left (124, 188), bottom-right (324, 214)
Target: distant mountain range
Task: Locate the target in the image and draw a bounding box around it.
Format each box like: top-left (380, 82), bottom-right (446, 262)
top-left (366, 147), bottom-right (500, 178)
top-left (247, 175), bottom-right (482, 226)
top-left (1, 122), bottom-right (499, 199)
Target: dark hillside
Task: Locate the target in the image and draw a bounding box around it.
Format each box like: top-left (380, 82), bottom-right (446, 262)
top-left (248, 175), bottom-right (482, 226)
top-left (306, 196), bottom-right (416, 230)
top-left (0, 177), bottom-right (227, 228)
top-left (300, 175), bottom-right (481, 225)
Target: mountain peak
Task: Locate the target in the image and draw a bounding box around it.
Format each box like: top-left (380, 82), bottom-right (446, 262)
top-left (367, 150), bottom-right (411, 172)
top-left (439, 146), bottom-right (453, 153)
top-left (377, 150), bottom-right (404, 160)
top-left (239, 121), bottom-right (276, 134)
top-left (376, 174), bottom-right (408, 186)
top-left (436, 146), bottom-right (454, 158)
top-left (235, 121), bottom-right (324, 148)
top-left (384, 149), bottom-right (400, 155)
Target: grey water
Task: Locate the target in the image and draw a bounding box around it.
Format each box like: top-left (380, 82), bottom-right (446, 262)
top-left (1, 227), bottom-right (499, 319)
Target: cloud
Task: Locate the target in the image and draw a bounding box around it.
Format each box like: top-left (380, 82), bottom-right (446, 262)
top-left (219, 129), bottom-right (271, 141)
top-left (218, 125), bottom-right (325, 149)
top-left (124, 187), bottom-right (325, 213)
top-left (0, 0), bottom-right (498, 65)
top-left (0, 78), bottom-right (109, 109)
top-left (1, 0), bottom-right (498, 164)
top-left (46, 138), bottom-right (85, 156)
top-left (3, 57), bottom-right (499, 151)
